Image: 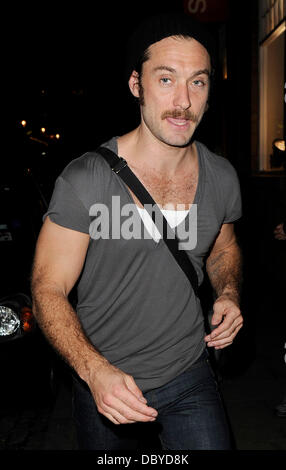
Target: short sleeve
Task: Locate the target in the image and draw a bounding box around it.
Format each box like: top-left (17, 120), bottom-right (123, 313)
top-left (223, 166), bottom-right (242, 224)
top-left (43, 176), bottom-right (90, 234)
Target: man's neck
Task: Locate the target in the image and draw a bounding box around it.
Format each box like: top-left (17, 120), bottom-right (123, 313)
top-left (117, 125), bottom-right (197, 177)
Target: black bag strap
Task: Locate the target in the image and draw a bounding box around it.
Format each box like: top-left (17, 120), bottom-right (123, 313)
top-left (96, 146), bottom-right (199, 296)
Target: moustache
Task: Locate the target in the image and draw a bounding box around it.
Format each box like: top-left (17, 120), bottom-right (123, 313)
top-left (161, 109), bottom-right (199, 122)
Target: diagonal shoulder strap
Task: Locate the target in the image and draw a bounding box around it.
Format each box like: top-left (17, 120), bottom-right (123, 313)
top-left (96, 145), bottom-right (199, 296)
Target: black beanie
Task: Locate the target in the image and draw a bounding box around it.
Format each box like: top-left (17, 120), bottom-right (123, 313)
top-left (125, 13), bottom-right (217, 82)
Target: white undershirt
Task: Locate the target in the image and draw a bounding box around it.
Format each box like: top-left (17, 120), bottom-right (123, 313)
top-left (136, 206), bottom-right (189, 243)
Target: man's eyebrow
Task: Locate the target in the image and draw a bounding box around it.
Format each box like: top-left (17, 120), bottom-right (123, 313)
top-left (152, 66), bottom-right (177, 73)
top-left (190, 68), bottom-right (210, 78)
top-left (152, 66), bottom-right (210, 78)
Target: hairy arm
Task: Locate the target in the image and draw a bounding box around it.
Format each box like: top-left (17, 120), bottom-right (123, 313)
top-left (206, 223), bottom-right (242, 303)
top-left (204, 223), bottom-right (243, 349)
top-left (31, 217), bottom-right (103, 378)
top-left (31, 216), bottom-right (157, 424)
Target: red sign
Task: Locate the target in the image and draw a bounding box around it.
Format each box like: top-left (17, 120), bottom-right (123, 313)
top-left (183, 0), bottom-right (229, 22)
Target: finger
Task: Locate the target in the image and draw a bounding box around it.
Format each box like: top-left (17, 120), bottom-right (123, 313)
top-left (211, 298), bottom-right (240, 327)
top-left (205, 311), bottom-right (241, 341)
top-left (97, 398), bottom-right (138, 424)
top-left (100, 396), bottom-right (157, 423)
top-left (209, 316), bottom-right (243, 341)
top-left (103, 412), bottom-right (121, 425)
top-left (124, 374), bottom-right (148, 404)
top-left (214, 342), bottom-right (233, 350)
top-left (104, 406), bottom-right (137, 425)
top-left (207, 324), bottom-right (243, 348)
top-left (119, 397), bottom-right (158, 420)
top-left (210, 322), bottom-right (243, 343)
top-left (101, 408), bottom-right (136, 425)
top-left (211, 318), bottom-right (243, 342)
top-left (211, 308), bottom-right (224, 326)
top-left (101, 384), bottom-right (157, 418)
top-left (113, 382), bottom-right (158, 418)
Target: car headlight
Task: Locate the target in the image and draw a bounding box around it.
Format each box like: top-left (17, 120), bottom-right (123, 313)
top-left (0, 306), bottom-right (20, 336)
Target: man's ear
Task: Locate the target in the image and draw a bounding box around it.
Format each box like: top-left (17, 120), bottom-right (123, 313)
top-left (128, 70), bottom-right (140, 98)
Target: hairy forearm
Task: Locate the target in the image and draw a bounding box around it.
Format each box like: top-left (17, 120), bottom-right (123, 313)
top-left (31, 282), bottom-right (109, 383)
top-left (206, 241), bottom-right (242, 304)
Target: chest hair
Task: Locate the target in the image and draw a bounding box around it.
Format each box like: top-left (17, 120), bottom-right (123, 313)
top-left (126, 166), bottom-right (198, 210)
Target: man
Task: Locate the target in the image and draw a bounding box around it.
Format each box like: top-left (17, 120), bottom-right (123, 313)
top-left (31, 13), bottom-right (243, 450)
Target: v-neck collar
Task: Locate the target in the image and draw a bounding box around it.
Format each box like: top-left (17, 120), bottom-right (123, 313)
top-left (103, 137), bottom-right (205, 248)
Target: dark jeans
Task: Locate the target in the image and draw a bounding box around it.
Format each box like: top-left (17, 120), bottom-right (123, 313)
top-left (72, 349), bottom-right (231, 450)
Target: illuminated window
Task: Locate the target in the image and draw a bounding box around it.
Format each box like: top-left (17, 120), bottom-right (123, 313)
top-left (259, 0), bottom-right (285, 171)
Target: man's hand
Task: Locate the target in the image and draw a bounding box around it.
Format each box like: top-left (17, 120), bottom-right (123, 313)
top-left (204, 294), bottom-right (243, 350)
top-left (274, 223), bottom-right (286, 241)
top-left (87, 362), bottom-right (158, 425)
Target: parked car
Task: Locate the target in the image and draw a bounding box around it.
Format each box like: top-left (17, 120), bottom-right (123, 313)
top-left (0, 150), bottom-right (65, 406)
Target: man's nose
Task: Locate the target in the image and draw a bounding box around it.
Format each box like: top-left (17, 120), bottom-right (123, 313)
top-left (173, 83), bottom-right (191, 110)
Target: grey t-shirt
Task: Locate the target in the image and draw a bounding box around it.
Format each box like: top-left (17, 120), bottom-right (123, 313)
top-left (43, 137), bottom-right (242, 392)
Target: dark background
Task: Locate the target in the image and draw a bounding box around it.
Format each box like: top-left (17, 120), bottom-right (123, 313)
top-left (12, 0), bottom-right (255, 169)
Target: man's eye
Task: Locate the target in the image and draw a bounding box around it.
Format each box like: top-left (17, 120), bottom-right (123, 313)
top-left (160, 77), bottom-right (171, 84)
top-left (192, 79), bottom-right (205, 87)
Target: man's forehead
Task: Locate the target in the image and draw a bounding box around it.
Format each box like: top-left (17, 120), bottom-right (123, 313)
top-left (146, 36), bottom-right (211, 69)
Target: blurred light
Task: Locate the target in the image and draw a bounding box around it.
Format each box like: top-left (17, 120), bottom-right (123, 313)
top-left (55, 133), bottom-right (60, 139)
top-left (271, 139), bottom-right (286, 168)
top-left (29, 136), bottom-right (48, 146)
top-left (20, 307), bottom-right (35, 333)
top-left (41, 127), bottom-right (46, 133)
top-left (223, 50), bottom-right (228, 80)
top-left (273, 139), bottom-right (285, 152)
top-left (21, 120), bottom-right (27, 127)
top-left (223, 64), bottom-right (228, 80)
